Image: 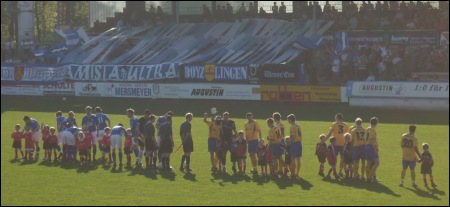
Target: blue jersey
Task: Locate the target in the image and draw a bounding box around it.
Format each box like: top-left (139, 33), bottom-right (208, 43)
top-left (95, 113), bottom-right (110, 130)
top-left (82, 114), bottom-right (97, 132)
top-left (111, 126), bottom-right (126, 136)
top-left (28, 118), bottom-right (40, 132)
top-left (156, 116), bottom-right (166, 135)
top-left (130, 116), bottom-right (139, 137)
top-left (56, 116), bottom-right (66, 132)
top-left (65, 117), bottom-right (77, 127)
top-left (65, 127), bottom-right (80, 136)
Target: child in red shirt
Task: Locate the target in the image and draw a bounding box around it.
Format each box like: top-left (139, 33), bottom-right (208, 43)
top-left (101, 127), bottom-right (112, 165)
top-left (41, 124), bottom-right (51, 162)
top-left (83, 127), bottom-right (93, 163)
top-left (11, 124), bottom-right (24, 159)
top-left (24, 130), bottom-right (34, 160)
top-left (47, 127), bottom-right (59, 161)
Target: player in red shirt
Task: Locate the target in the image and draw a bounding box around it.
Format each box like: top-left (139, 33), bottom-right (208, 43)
top-left (101, 127), bottom-right (112, 165)
top-left (77, 132), bottom-right (90, 166)
top-left (325, 137), bottom-right (338, 179)
top-left (235, 131), bottom-right (247, 174)
top-left (83, 127), bottom-right (93, 164)
top-left (124, 128), bottom-right (133, 167)
top-left (47, 127), bottom-right (59, 162)
top-left (316, 134), bottom-right (327, 176)
top-left (24, 130), bottom-right (34, 160)
top-left (11, 124), bottom-right (24, 159)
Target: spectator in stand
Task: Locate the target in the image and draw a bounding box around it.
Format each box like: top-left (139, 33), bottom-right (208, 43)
top-left (331, 56), bottom-right (341, 85)
top-left (237, 3), bottom-right (246, 20)
top-left (248, 2), bottom-right (258, 18)
top-left (215, 5), bottom-right (223, 22)
top-left (259, 7), bottom-right (267, 18)
top-left (366, 72), bottom-right (376, 81)
top-left (202, 4), bottom-right (212, 23)
top-left (225, 3), bottom-right (233, 22)
top-left (272, 2), bottom-right (279, 19)
top-left (279, 2), bottom-right (287, 20)
top-left (156, 6), bottom-right (163, 21)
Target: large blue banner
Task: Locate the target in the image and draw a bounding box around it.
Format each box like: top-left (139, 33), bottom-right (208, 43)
top-left (67, 63), bottom-right (180, 82)
top-left (183, 64), bottom-right (248, 83)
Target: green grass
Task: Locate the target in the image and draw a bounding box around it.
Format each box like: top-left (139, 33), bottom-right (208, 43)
top-left (1, 96), bottom-right (449, 206)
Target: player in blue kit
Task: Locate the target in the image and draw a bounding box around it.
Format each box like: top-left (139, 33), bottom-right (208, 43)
top-left (82, 106), bottom-right (99, 161)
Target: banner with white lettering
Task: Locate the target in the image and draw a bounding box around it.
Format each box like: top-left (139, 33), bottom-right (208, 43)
top-left (346, 81), bottom-right (449, 98)
top-left (1, 84), bottom-right (43, 96)
top-left (67, 63), bottom-right (180, 82)
top-left (74, 82), bottom-right (160, 98)
top-left (388, 31), bottom-right (437, 46)
top-left (346, 31), bottom-right (384, 44)
top-left (1, 65), bottom-right (66, 84)
top-left (183, 64), bottom-right (249, 83)
top-left (259, 64), bottom-right (299, 84)
top-left (161, 84), bottom-right (260, 100)
top-left (41, 82), bottom-right (75, 96)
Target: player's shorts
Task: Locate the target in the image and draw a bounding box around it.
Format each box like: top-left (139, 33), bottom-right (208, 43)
top-left (290, 141), bottom-right (303, 157)
top-left (270, 144), bottom-right (283, 158)
top-left (124, 147), bottom-right (132, 155)
top-left (43, 142), bottom-right (50, 150)
top-left (334, 146), bottom-right (344, 156)
top-left (258, 157), bottom-right (267, 166)
top-left (103, 145), bottom-right (111, 153)
top-left (208, 138), bottom-right (217, 152)
top-left (91, 131), bottom-right (99, 143)
top-left (421, 164), bottom-right (432, 174)
top-left (325, 152), bottom-right (336, 165)
top-left (62, 131), bottom-right (76, 146)
top-left (183, 138), bottom-right (194, 153)
top-left (266, 148), bottom-right (273, 163)
top-left (352, 146), bottom-right (365, 161)
top-left (344, 154), bottom-right (352, 164)
top-left (32, 131), bottom-right (41, 142)
top-left (111, 135), bottom-right (122, 149)
top-left (138, 135), bottom-right (145, 147)
top-left (79, 149), bottom-right (88, 156)
top-left (248, 140), bottom-right (259, 154)
top-left (145, 137), bottom-right (158, 151)
top-left (12, 141), bottom-right (21, 149)
top-left (402, 160), bottom-right (416, 170)
top-left (157, 135), bottom-right (161, 147)
top-left (160, 138), bottom-right (173, 153)
top-left (364, 145), bottom-right (378, 160)
top-left (285, 154), bottom-right (292, 165)
top-left (50, 143), bottom-right (59, 150)
top-left (317, 154), bottom-right (326, 163)
top-left (57, 132), bottom-right (63, 144)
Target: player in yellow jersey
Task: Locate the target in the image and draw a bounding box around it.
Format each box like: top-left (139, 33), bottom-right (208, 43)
top-left (273, 112), bottom-right (286, 174)
top-left (400, 125), bottom-right (421, 187)
top-left (287, 114), bottom-right (302, 178)
top-left (350, 118), bottom-right (366, 180)
top-left (365, 117), bottom-right (379, 183)
top-left (245, 112), bottom-right (262, 174)
top-left (267, 118), bottom-right (284, 177)
top-left (324, 113), bottom-right (349, 177)
top-left (204, 113), bottom-right (222, 172)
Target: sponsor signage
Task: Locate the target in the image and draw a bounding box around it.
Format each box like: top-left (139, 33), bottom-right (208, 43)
top-left (1, 84), bottom-right (42, 96)
top-left (184, 64), bottom-right (248, 83)
top-left (310, 86), bottom-right (341, 102)
top-left (67, 63), bottom-right (179, 82)
top-left (41, 82), bottom-right (75, 96)
top-left (347, 31), bottom-right (384, 43)
top-left (248, 64), bottom-right (261, 84)
top-left (388, 31), bottom-right (437, 46)
top-left (261, 85), bottom-right (311, 102)
top-left (74, 82), bottom-right (102, 97)
top-left (160, 84), bottom-right (260, 100)
top-left (259, 64), bottom-right (299, 83)
top-left (103, 83), bottom-right (160, 98)
top-left (346, 81), bottom-right (449, 98)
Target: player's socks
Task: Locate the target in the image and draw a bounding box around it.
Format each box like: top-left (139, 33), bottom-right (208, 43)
top-left (119, 152), bottom-right (123, 165)
top-left (15, 150), bottom-right (18, 159)
top-left (20, 151), bottom-right (24, 158)
top-left (145, 156), bottom-right (150, 167)
top-left (112, 152), bottom-right (116, 165)
top-left (133, 148), bottom-right (139, 158)
top-left (162, 157), bottom-right (167, 169)
top-left (93, 145), bottom-right (97, 159)
top-left (186, 156), bottom-right (190, 169)
top-left (328, 168), bottom-right (333, 176)
top-left (350, 169), bottom-right (353, 178)
top-left (423, 177), bottom-right (427, 186)
top-left (138, 150), bottom-right (143, 164)
top-left (36, 147), bottom-right (40, 158)
top-left (126, 155), bottom-right (131, 164)
top-left (152, 157), bottom-right (157, 167)
top-left (345, 169), bottom-right (349, 178)
top-left (180, 155), bottom-right (186, 169)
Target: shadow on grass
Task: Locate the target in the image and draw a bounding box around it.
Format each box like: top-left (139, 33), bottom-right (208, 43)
top-left (19, 158), bottom-right (38, 166)
top-left (425, 186), bottom-right (446, 196)
top-left (403, 186), bottom-right (441, 200)
top-left (210, 172), bottom-right (252, 186)
top-left (322, 177), bottom-right (401, 197)
top-left (183, 172), bottom-right (197, 182)
top-left (160, 170), bottom-right (176, 181)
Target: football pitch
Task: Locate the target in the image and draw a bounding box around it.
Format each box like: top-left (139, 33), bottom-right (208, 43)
top-left (1, 96), bottom-right (448, 206)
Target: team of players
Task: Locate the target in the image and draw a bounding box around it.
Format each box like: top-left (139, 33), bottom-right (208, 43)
top-left (11, 110), bottom-right (437, 187)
